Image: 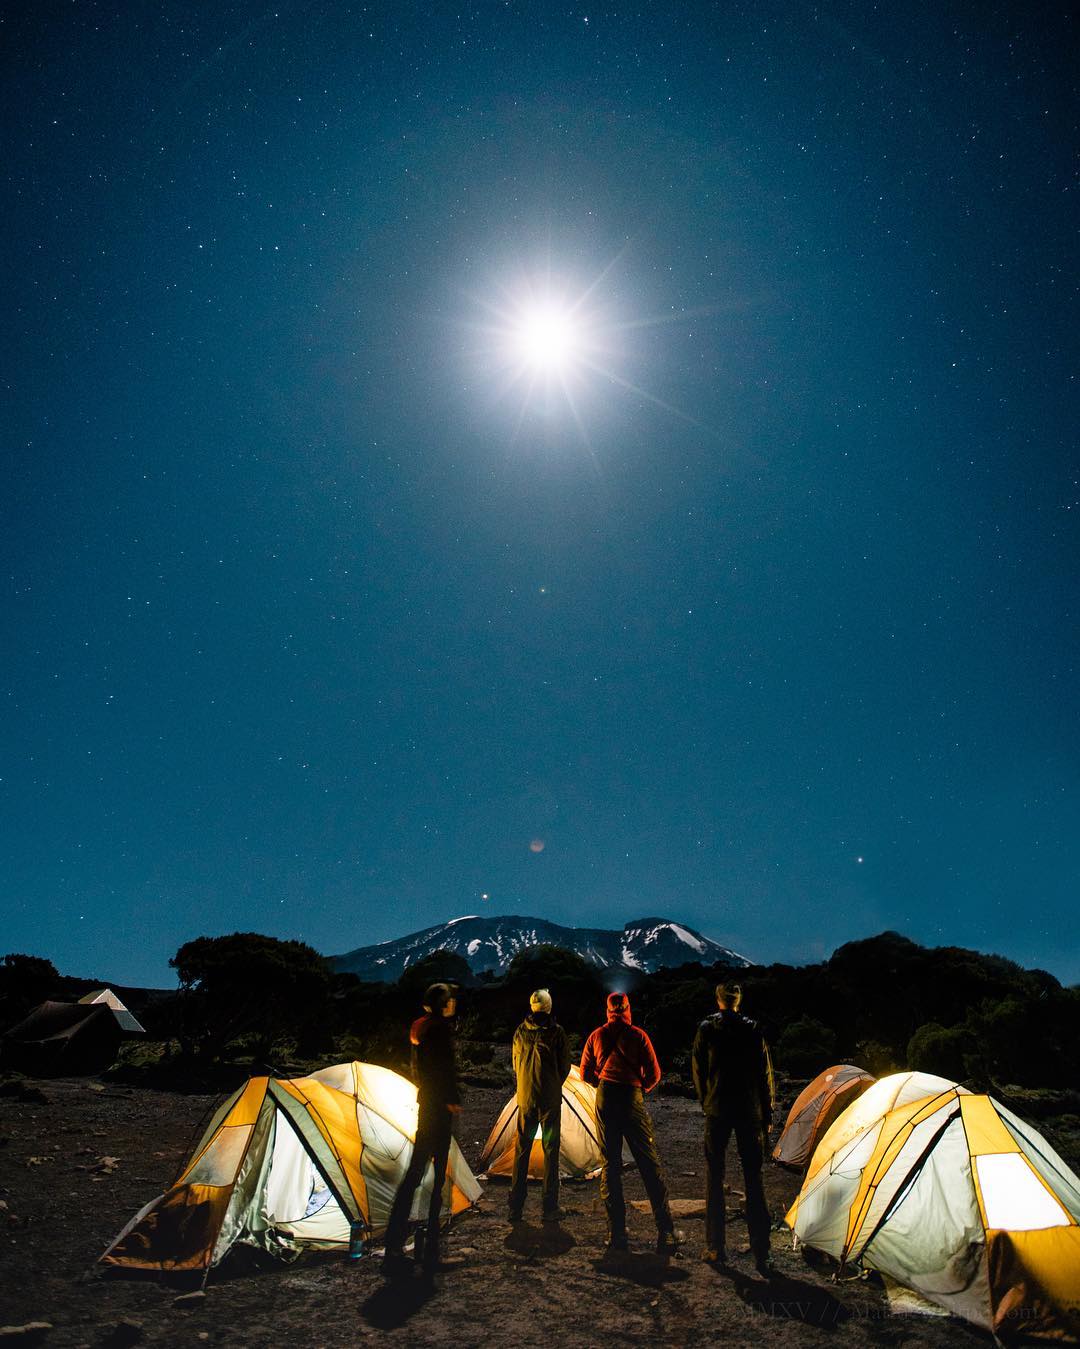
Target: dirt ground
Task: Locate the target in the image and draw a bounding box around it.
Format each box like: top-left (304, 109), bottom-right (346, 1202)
top-left (0, 1075), bottom-right (999, 1348)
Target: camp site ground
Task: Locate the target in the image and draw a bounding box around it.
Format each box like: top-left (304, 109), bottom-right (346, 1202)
top-left (0, 1076), bottom-right (1011, 1349)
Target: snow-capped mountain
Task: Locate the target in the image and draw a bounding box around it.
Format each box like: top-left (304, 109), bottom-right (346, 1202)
top-left (331, 915), bottom-right (752, 982)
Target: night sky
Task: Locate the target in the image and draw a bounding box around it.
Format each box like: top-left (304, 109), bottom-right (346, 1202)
top-left (4, 2), bottom-right (1077, 988)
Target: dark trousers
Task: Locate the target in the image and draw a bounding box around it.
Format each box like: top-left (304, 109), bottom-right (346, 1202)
top-left (384, 1099), bottom-right (452, 1263)
top-left (509, 1101), bottom-right (561, 1216)
top-left (704, 1112), bottom-right (770, 1259)
top-left (596, 1081), bottom-right (673, 1240)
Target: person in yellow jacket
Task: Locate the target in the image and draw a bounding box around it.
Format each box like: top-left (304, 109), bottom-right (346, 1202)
top-left (508, 988), bottom-right (571, 1222)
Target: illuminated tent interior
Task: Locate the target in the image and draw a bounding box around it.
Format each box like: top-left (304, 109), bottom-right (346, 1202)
top-left (786, 1074), bottom-right (1080, 1340)
top-left (773, 1063), bottom-right (875, 1172)
top-left (101, 1062), bottom-right (482, 1274)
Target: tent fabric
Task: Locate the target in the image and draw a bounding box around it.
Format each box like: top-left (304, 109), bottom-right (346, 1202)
top-left (78, 988), bottom-right (147, 1035)
top-left (786, 1075), bottom-right (1080, 1341)
top-left (479, 1065), bottom-right (606, 1180)
top-left (1, 1000), bottom-right (126, 1076)
top-left (772, 1064), bottom-right (874, 1171)
top-left (803, 1070), bottom-right (967, 1187)
top-left (101, 1062), bottom-right (482, 1274)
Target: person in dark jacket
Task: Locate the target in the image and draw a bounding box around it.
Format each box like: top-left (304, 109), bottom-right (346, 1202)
top-left (508, 987), bottom-right (572, 1221)
top-left (691, 981), bottom-right (776, 1275)
top-left (580, 991), bottom-right (680, 1253)
top-left (382, 982), bottom-right (462, 1277)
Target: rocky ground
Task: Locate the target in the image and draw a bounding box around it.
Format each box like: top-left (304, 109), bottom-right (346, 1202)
top-left (0, 1072), bottom-right (1003, 1348)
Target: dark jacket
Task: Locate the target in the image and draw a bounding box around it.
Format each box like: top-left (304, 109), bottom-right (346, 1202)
top-left (691, 1009), bottom-right (775, 1120)
top-left (512, 1012), bottom-right (571, 1111)
top-left (580, 994), bottom-right (662, 1093)
top-left (410, 1012), bottom-right (461, 1110)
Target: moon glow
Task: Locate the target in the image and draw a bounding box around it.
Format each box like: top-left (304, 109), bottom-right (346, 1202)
top-left (513, 304), bottom-right (579, 371)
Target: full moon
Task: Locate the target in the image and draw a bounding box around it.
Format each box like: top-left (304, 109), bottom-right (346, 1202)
top-left (513, 305), bottom-right (578, 370)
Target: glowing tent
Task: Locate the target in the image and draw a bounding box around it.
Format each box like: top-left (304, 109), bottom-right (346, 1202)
top-left (773, 1064), bottom-right (874, 1171)
top-left (101, 1062), bottom-right (481, 1274)
top-left (480, 1066), bottom-right (605, 1180)
top-left (786, 1075), bottom-right (1080, 1339)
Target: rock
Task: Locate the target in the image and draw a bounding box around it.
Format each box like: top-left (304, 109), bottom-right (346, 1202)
top-left (0, 1325), bottom-right (52, 1342)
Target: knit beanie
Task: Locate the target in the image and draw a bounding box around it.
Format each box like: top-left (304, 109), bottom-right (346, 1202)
top-left (424, 982), bottom-right (454, 1012)
top-left (529, 988), bottom-right (553, 1014)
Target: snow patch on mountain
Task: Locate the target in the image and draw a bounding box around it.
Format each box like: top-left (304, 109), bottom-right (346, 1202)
top-left (620, 943), bottom-right (645, 971)
top-left (669, 923), bottom-right (706, 953)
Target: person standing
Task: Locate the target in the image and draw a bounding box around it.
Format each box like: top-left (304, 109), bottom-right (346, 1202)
top-left (382, 982), bottom-right (462, 1277)
top-left (691, 981), bottom-right (776, 1276)
top-left (580, 991), bottom-right (680, 1253)
top-left (508, 987), bottom-right (572, 1222)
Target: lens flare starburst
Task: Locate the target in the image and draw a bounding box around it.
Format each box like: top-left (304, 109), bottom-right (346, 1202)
top-left (463, 252), bottom-right (703, 457)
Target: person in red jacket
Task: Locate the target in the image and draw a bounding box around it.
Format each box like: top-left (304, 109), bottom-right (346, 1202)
top-left (580, 991), bottom-right (679, 1253)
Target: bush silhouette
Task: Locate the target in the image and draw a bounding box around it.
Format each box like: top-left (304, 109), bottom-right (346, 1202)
top-left (907, 1022), bottom-right (977, 1082)
top-left (170, 932), bottom-right (330, 1062)
top-left (775, 1016), bottom-right (837, 1077)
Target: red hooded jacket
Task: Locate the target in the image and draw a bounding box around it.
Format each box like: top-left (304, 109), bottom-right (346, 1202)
top-left (580, 993), bottom-right (662, 1093)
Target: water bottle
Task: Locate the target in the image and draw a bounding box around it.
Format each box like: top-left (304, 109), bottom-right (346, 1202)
top-left (348, 1220), bottom-right (364, 1260)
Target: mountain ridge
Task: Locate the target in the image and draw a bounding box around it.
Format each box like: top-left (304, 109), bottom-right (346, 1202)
top-left (331, 914), bottom-right (752, 981)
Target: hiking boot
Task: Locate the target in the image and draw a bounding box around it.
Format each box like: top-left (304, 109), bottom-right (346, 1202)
top-left (606, 1233), bottom-right (630, 1251)
top-left (701, 1247), bottom-right (728, 1267)
top-left (656, 1226), bottom-right (685, 1255)
top-left (754, 1254), bottom-right (777, 1280)
top-left (542, 1207), bottom-right (566, 1223)
top-left (508, 1210), bottom-right (525, 1225)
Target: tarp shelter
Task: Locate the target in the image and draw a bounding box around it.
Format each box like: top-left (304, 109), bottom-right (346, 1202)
top-left (773, 1064), bottom-right (874, 1171)
top-left (786, 1075), bottom-right (1080, 1340)
top-left (1, 998), bottom-right (139, 1076)
top-left (78, 988), bottom-right (146, 1035)
top-left (101, 1062), bottom-right (482, 1274)
top-left (479, 1065), bottom-right (608, 1180)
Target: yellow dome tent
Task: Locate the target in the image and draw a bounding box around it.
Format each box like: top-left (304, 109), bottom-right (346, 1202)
top-left (480, 1066), bottom-right (605, 1180)
top-left (786, 1073), bottom-right (1080, 1340)
top-left (101, 1062), bottom-right (482, 1274)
